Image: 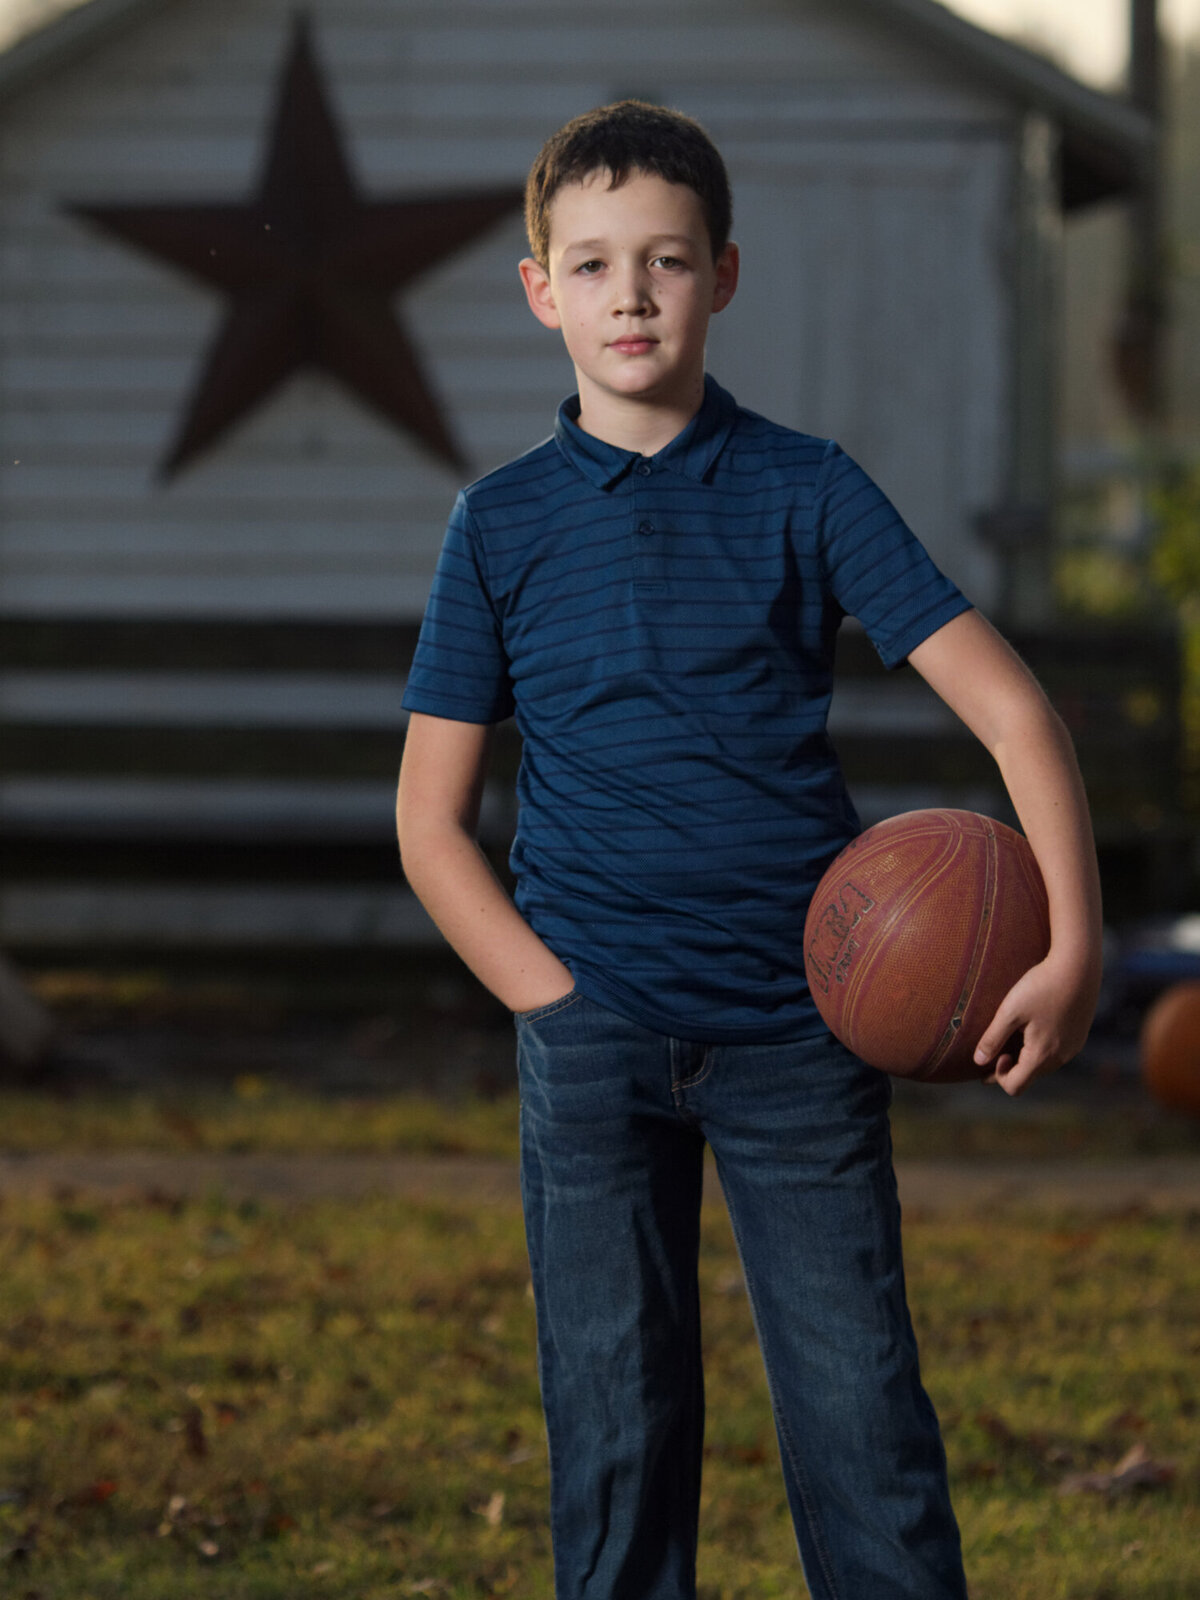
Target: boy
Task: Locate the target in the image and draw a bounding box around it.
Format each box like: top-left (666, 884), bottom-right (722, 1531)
top-left (397, 101), bottom-right (1102, 1599)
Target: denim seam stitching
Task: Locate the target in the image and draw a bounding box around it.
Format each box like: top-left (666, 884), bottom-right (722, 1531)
top-left (675, 1047), bottom-right (715, 1092)
top-left (515, 990), bottom-right (582, 1024)
top-left (670, 1040), bottom-right (715, 1097)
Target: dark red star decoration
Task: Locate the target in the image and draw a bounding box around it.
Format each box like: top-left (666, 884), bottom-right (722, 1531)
top-left (66, 15), bottom-right (522, 480)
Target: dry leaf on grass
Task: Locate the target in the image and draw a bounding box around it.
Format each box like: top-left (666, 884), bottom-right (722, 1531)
top-left (71, 1480), bottom-right (117, 1507)
top-left (474, 1490), bottom-right (505, 1528)
top-left (1059, 1442), bottom-right (1176, 1497)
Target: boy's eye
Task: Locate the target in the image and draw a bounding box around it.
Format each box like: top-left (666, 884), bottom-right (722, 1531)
top-left (575, 259), bottom-right (604, 275)
top-left (653, 255), bottom-right (684, 269)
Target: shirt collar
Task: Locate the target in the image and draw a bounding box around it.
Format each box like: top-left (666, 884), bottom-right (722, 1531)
top-left (553, 374), bottom-right (738, 490)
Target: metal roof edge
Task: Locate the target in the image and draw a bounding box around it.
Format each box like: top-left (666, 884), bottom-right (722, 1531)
top-left (0, 0), bottom-right (179, 101)
top-left (852, 0), bottom-right (1155, 156)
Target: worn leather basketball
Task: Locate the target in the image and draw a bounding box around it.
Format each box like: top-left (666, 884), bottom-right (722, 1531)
top-left (1140, 981), bottom-right (1200, 1117)
top-left (803, 809), bottom-right (1050, 1082)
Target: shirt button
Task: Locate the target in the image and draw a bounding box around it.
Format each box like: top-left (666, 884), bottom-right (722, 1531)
top-left (635, 461), bottom-right (652, 476)
top-left (638, 520), bottom-right (654, 535)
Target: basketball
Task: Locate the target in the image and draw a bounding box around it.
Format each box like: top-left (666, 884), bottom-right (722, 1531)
top-left (1140, 981), bottom-right (1200, 1117)
top-left (803, 808), bottom-right (1050, 1082)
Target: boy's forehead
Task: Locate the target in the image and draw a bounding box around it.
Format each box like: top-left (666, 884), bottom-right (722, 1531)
top-left (546, 169), bottom-right (707, 252)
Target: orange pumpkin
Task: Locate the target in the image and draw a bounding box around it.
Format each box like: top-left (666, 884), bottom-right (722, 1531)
top-left (1140, 981), bottom-right (1200, 1116)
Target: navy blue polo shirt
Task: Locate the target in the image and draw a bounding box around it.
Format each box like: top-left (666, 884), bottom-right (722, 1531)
top-left (403, 375), bottom-right (971, 1042)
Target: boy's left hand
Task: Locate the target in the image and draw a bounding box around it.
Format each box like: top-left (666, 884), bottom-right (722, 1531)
top-left (972, 950), bottom-right (1101, 1097)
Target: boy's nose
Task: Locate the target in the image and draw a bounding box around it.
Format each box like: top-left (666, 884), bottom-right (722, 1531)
top-left (613, 268), bottom-right (651, 314)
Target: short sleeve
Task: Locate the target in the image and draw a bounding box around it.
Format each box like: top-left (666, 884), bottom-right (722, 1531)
top-left (815, 441), bottom-right (972, 668)
top-left (401, 492), bottom-right (516, 724)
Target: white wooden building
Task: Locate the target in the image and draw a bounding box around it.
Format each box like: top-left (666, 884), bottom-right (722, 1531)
top-left (0, 0), bottom-right (1160, 964)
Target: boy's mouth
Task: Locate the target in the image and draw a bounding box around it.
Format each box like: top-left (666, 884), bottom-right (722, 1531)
top-left (609, 336), bottom-right (658, 354)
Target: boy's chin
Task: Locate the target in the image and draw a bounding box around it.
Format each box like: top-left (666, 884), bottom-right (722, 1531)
top-left (588, 367), bottom-right (695, 406)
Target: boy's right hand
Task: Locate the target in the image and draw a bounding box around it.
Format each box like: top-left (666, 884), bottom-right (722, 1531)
top-left (399, 713), bottom-right (577, 1014)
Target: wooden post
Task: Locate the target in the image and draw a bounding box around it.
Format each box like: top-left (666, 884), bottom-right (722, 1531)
top-left (1113, 0), bottom-right (1166, 421)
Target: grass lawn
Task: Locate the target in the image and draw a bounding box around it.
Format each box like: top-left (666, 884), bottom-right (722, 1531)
top-left (0, 1177), bottom-right (1196, 1598)
top-left (3, 970), bottom-right (1198, 1596)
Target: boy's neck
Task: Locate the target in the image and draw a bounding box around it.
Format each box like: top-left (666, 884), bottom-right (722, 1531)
top-left (575, 373), bottom-right (706, 458)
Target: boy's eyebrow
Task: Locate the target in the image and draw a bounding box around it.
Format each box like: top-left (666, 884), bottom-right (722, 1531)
top-left (560, 232), bottom-right (697, 256)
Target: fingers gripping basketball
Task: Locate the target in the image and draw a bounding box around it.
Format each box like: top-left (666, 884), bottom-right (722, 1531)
top-left (803, 809), bottom-right (1050, 1082)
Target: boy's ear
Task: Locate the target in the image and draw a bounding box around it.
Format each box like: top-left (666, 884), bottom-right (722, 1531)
top-left (712, 241), bottom-right (739, 314)
top-left (519, 257), bottom-right (562, 330)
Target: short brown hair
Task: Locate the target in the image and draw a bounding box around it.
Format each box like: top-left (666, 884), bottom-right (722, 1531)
top-left (524, 100), bottom-right (732, 269)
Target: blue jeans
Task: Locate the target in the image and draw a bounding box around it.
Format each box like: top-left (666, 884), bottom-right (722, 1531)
top-left (516, 990), bottom-right (967, 1600)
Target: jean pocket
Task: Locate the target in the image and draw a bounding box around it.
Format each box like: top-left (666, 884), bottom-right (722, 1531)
top-left (513, 987), bottom-right (580, 1025)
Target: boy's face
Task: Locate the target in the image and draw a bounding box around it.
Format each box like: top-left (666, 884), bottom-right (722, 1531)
top-left (519, 170), bottom-right (738, 424)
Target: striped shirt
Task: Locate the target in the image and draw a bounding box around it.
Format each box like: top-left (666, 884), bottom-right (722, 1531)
top-left (403, 375), bottom-right (971, 1041)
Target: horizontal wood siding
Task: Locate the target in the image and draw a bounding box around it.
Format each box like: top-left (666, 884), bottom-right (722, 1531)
top-left (0, 0), bottom-right (1015, 618)
top-left (0, 614), bottom-right (1179, 956)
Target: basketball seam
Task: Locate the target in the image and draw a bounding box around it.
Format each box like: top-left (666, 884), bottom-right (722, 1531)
top-left (925, 815), bottom-right (998, 1075)
top-left (840, 814), bottom-right (963, 1066)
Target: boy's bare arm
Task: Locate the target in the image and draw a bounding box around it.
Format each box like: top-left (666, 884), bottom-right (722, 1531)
top-left (907, 610), bottom-right (1103, 1097)
top-left (397, 712), bottom-right (575, 1013)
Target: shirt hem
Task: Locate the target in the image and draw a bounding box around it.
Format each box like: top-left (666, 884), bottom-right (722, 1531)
top-left (401, 690), bottom-right (510, 724)
top-left (877, 595), bottom-right (974, 671)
